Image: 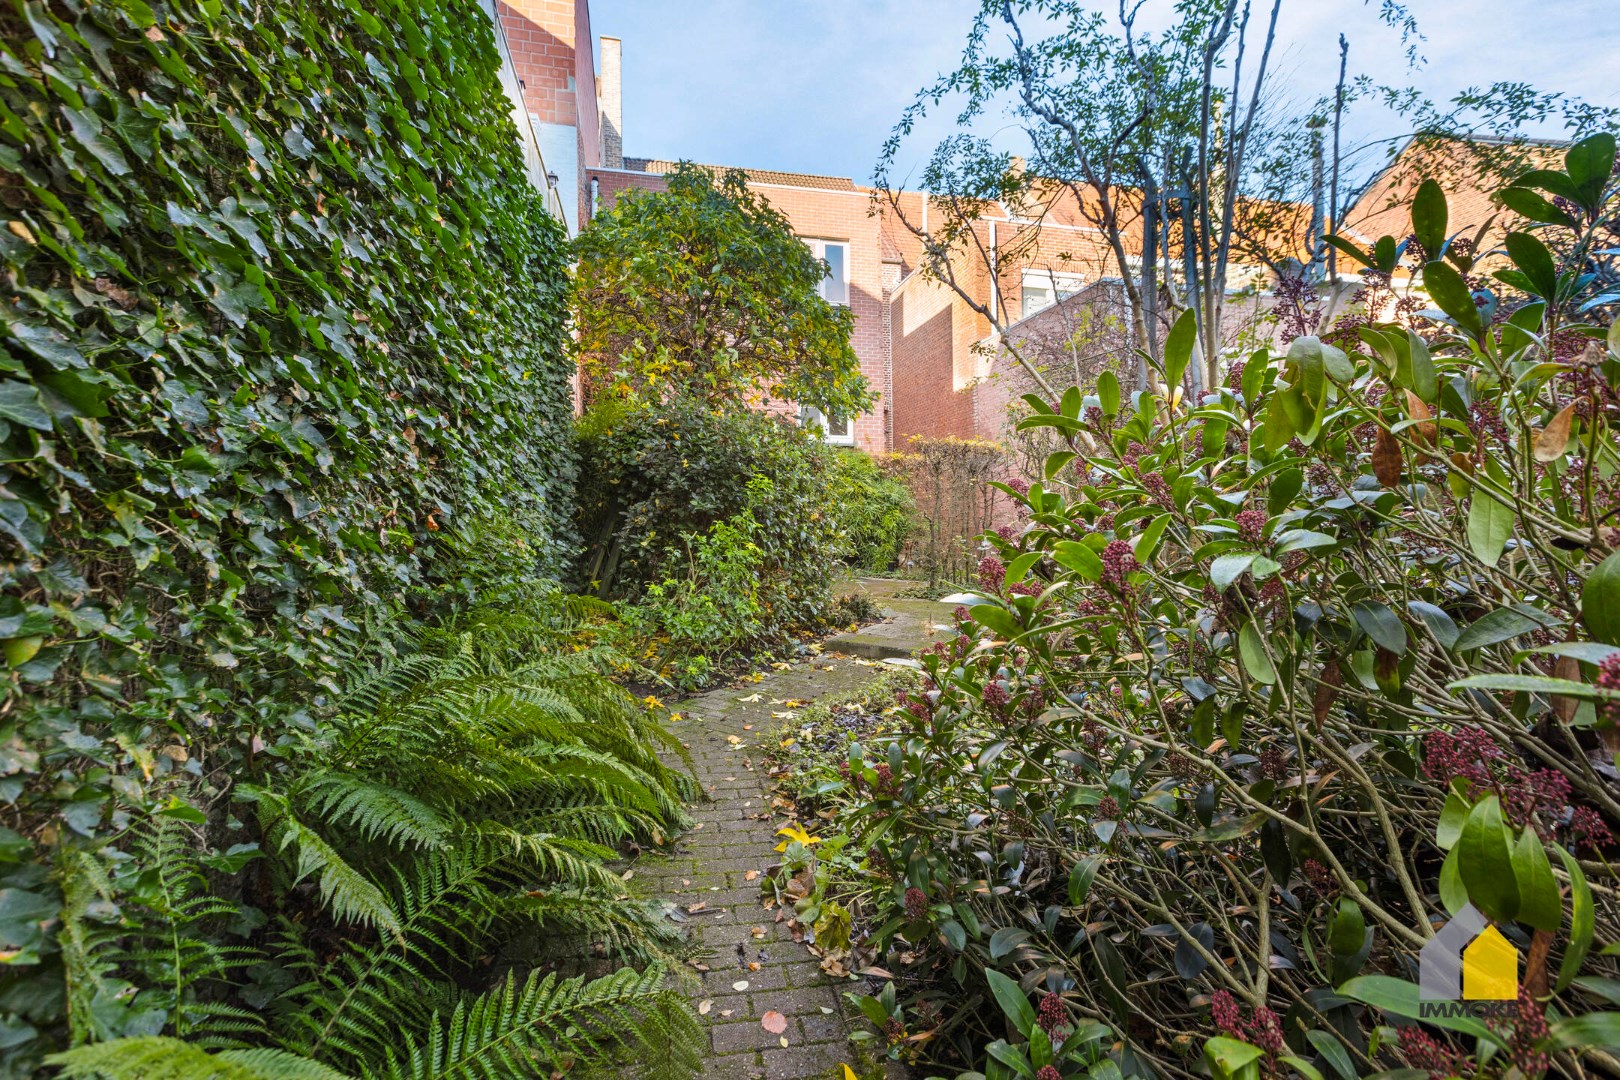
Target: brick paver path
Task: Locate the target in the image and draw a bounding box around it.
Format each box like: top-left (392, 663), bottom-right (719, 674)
top-left (631, 657), bottom-right (882, 1080)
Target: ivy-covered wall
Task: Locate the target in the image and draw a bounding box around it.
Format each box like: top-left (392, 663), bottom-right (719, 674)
top-left (0, 0), bottom-right (575, 849)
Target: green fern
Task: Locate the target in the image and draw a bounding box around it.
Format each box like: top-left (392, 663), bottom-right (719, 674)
top-left (373, 966), bottom-right (701, 1080)
top-left (247, 787), bottom-right (405, 941)
top-left (118, 819), bottom-right (266, 1045)
top-left (48, 1038), bottom-right (354, 1080)
top-left (55, 595), bottom-right (701, 1080)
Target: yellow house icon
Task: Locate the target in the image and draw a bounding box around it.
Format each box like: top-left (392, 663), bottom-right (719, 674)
top-left (1461, 925), bottom-right (1518, 1000)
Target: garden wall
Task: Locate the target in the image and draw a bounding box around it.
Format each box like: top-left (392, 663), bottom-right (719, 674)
top-left (0, 0), bottom-right (574, 848)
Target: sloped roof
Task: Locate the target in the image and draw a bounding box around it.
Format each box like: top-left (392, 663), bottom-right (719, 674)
top-left (620, 157), bottom-right (859, 192)
top-left (1340, 136), bottom-right (1567, 247)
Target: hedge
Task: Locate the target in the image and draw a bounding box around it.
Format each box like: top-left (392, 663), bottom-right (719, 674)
top-left (0, 0), bottom-right (573, 897)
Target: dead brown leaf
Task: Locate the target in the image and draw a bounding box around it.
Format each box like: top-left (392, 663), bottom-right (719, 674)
top-left (1373, 427), bottom-right (1402, 486)
top-left (1533, 402), bottom-right (1578, 463)
top-left (761, 1011), bottom-right (788, 1035)
top-left (1405, 391), bottom-right (1437, 448)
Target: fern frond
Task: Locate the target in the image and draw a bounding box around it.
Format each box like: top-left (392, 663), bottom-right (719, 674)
top-left (57, 845), bottom-right (120, 1046)
top-left (501, 891), bottom-right (690, 965)
top-left (47, 1037), bottom-right (353, 1080)
top-left (299, 774), bottom-right (452, 851)
top-left (374, 966), bottom-right (700, 1080)
top-left (460, 826), bottom-right (625, 894)
top-left (251, 790), bottom-right (403, 940)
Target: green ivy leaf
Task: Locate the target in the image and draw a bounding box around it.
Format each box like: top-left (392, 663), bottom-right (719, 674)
top-left (0, 380), bottom-right (52, 431)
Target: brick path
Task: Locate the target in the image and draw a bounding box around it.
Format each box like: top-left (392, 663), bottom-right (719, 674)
top-left (630, 657), bottom-right (882, 1080)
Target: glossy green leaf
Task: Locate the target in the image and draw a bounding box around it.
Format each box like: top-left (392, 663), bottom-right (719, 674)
top-left (1465, 488), bottom-right (1515, 568)
top-left (1458, 796), bottom-right (1520, 923)
top-left (1511, 826), bottom-right (1562, 933)
top-left (1410, 178), bottom-right (1447, 257)
top-left (1556, 845), bottom-right (1595, 992)
top-left (1239, 622), bottom-right (1277, 685)
top-left (1053, 541), bottom-right (1103, 582)
top-left (1069, 854), bottom-right (1103, 907)
top-left (1581, 551), bottom-right (1620, 646)
top-left (1337, 976), bottom-right (1497, 1043)
top-left (1422, 260), bottom-right (1483, 337)
top-left (1504, 231), bottom-right (1558, 300)
top-left (985, 968), bottom-right (1037, 1038)
top-left (1097, 369), bottom-right (1121, 416)
top-left (1351, 600), bottom-right (1406, 655)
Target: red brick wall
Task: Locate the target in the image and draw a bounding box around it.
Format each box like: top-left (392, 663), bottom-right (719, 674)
top-left (890, 272), bottom-right (975, 442)
top-left (497, 1), bottom-right (577, 126)
top-left (592, 169), bottom-right (893, 453)
top-left (571, 1), bottom-right (600, 226)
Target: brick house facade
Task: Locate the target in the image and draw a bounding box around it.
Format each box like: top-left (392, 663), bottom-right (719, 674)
top-left (500, 1), bottom-right (1519, 454)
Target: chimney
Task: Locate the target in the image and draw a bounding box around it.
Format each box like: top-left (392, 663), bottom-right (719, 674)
top-left (599, 36), bottom-right (622, 169)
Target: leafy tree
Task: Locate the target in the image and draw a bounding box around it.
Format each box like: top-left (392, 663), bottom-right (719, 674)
top-left (573, 163), bottom-right (872, 419)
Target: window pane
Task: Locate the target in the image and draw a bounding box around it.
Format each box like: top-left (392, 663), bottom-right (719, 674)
top-left (822, 243), bottom-right (847, 304)
top-left (826, 413), bottom-right (850, 438)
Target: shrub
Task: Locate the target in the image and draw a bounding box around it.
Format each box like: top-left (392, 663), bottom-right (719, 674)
top-left (886, 436), bottom-right (1013, 586)
top-left (572, 162), bottom-right (871, 420)
top-left (815, 143), bottom-right (1620, 1078)
top-left (826, 450), bottom-right (917, 573)
top-left (575, 399), bottom-right (844, 679)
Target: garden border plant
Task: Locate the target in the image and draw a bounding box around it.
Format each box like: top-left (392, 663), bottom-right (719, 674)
top-left (796, 139), bottom-right (1620, 1080)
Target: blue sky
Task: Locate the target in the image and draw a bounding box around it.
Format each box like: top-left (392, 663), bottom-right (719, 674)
top-left (589, 0), bottom-right (1620, 188)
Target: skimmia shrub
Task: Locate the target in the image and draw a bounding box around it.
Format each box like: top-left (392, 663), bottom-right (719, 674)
top-left (829, 137), bottom-right (1620, 1079)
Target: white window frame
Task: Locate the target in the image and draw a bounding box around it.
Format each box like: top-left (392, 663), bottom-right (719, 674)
top-left (803, 238), bottom-right (850, 306)
top-left (801, 405), bottom-right (855, 446)
top-left (1020, 268), bottom-right (1087, 318)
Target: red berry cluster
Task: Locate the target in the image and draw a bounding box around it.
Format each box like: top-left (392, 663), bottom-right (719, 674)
top-left (1424, 725), bottom-right (1610, 849)
top-left (1141, 471), bottom-right (1172, 507)
top-left (904, 886), bottom-right (928, 919)
top-left (1597, 653), bottom-right (1620, 722)
top-left (1100, 539), bottom-right (1138, 591)
top-left (1037, 992), bottom-right (1070, 1039)
top-left (978, 555), bottom-right (1006, 592)
top-left (1399, 1026), bottom-right (1470, 1080)
top-left (1235, 507), bottom-right (1268, 545)
top-left (1209, 990), bottom-right (1284, 1055)
top-left (1303, 859), bottom-right (1337, 898)
top-left (1491, 991), bottom-right (1551, 1077)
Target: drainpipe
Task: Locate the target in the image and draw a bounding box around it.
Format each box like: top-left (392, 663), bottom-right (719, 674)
top-left (590, 176), bottom-right (599, 221)
top-left (988, 219), bottom-right (998, 322)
